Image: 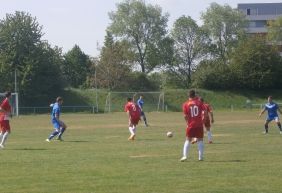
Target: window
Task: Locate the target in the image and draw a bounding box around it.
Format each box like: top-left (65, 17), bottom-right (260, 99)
top-left (247, 8), bottom-right (251, 15)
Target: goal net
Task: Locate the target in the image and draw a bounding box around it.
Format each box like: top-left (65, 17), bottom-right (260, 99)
top-left (104, 91), bottom-right (164, 113)
top-left (0, 93), bottom-right (19, 116)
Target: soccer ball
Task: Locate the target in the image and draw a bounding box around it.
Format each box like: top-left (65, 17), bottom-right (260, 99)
top-left (166, 131), bottom-right (173, 138)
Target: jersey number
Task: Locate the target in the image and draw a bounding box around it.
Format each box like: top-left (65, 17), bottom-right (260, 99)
top-left (131, 104), bottom-right (136, 111)
top-left (190, 106), bottom-right (199, 117)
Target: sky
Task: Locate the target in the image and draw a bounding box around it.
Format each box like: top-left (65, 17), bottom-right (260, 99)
top-left (0, 0), bottom-right (281, 57)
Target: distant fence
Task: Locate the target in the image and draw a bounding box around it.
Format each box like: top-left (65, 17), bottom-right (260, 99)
top-left (19, 105), bottom-right (98, 114)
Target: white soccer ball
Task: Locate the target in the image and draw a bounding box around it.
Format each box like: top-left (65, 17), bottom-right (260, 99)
top-left (166, 131), bottom-right (173, 138)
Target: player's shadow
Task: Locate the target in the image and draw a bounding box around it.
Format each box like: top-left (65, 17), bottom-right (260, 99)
top-left (64, 140), bottom-right (90, 143)
top-left (9, 148), bottom-right (49, 151)
top-left (207, 159), bottom-right (247, 163)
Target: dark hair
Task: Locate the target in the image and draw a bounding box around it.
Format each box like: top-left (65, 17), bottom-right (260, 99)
top-left (189, 90), bottom-right (196, 98)
top-left (199, 97), bottom-right (204, 102)
top-left (56, 96), bottom-right (63, 102)
top-left (268, 96), bottom-right (272, 99)
top-left (127, 97), bottom-right (132, 102)
top-left (5, 91), bottom-right (11, 98)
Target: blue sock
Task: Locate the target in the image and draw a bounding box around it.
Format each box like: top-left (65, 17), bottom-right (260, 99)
top-left (48, 130), bottom-right (59, 140)
top-left (58, 128), bottom-right (66, 139)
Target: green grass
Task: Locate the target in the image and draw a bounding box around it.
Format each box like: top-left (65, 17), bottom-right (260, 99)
top-left (1, 111), bottom-right (282, 193)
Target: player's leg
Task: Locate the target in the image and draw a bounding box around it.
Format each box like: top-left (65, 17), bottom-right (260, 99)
top-left (128, 120), bottom-right (135, 140)
top-left (0, 121), bottom-right (10, 148)
top-left (264, 120), bottom-right (270, 134)
top-left (197, 138), bottom-right (204, 161)
top-left (57, 121), bottom-right (67, 141)
top-left (274, 118), bottom-right (282, 134)
top-left (206, 127), bottom-right (212, 143)
top-left (46, 121), bottom-right (60, 142)
top-left (142, 111), bottom-right (148, 126)
top-left (180, 127), bottom-right (192, 161)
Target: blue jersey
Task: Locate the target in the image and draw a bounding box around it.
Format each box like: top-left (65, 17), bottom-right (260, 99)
top-left (264, 102), bottom-right (279, 119)
top-left (51, 102), bottom-right (61, 121)
top-left (137, 98), bottom-right (144, 109)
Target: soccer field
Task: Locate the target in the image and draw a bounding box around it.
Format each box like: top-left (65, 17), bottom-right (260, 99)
top-left (1, 111), bottom-right (282, 193)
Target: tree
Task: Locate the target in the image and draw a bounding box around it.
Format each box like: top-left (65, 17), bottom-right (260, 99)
top-left (0, 11), bottom-right (43, 93)
top-left (62, 45), bottom-right (91, 88)
top-left (108, 0), bottom-right (169, 73)
top-left (201, 3), bottom-right (246, 64)
top-left (267, 16), bottom-right (282, 42)
top-left (95, 32), bottom-right (134, 90)
top-left (230, 35), bottom-right (282, 89)
top-left (168, 15), bottom-right (208, 88)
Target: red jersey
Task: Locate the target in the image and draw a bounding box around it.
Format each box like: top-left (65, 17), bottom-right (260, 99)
top-left (183, 97), bottom-right (205, 129)
top-left (124, 102), bottom-right (141, 119)
top-left (0, 98), bottom-right (12, 121)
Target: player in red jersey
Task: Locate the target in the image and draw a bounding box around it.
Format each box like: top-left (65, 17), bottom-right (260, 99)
top-left (0, 91), bottom-right (12, 148)
top-left (124, 97), bottom-right (141, 140)
top-left (180, 90), bottom-right (207, 161)
top-left (200, 98), bottom-right (214, 143)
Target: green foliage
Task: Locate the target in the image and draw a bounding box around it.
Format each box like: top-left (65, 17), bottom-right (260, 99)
top-left (127, 72), bottom-right (159, 91)
top-left (95, 32), bottom-right (134, 90)
top-left (192, 60), bottom-right (235, 89)
top-left (201, 3), bottom-right (246, 63)
top-left (168, 16), bottom-right (208, 88)
top-left (62, 45), bottom-right (91, 88)
top-left (108, 0), bottom-right (169, 73)
top-left (0, 11), bottom-right (64, 105)
top-left (267, 16), bottom-right (282, 42)
top-left (230, 35), bottom-right (282, 89)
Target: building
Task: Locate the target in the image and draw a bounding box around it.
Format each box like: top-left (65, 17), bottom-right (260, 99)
top-left (238, 3), bottom-right (282, 34)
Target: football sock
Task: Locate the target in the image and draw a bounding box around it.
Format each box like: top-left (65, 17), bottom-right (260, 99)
top-left (183, 140), bottom-right (190, 157)
top-left (129, 127), bottom-right (134, 135)
top-left (198, 141), bottom-right (204, 160)
top-left (277, 123), bottom-right (282, 131)
top-left (57, 128), bottom-right (66, 139)
top-left (264, 124), bottom-right (269, 133)
top-left (132, 126), bottom-right (136, 134)
top-left (0, 132), bottom-right (3, 141)
top-left (207, 131), bottom-right (212, 141)
top-left (0, 131), bottom-right (9, 146)
top-left (49, 130), bottom-right (59, 140)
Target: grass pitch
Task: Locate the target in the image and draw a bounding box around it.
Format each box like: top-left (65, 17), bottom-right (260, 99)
top-left (1, 111), bottom-right (282, 193)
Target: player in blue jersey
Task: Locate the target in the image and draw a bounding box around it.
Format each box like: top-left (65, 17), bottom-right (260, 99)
top-left (259, 96), bottom-right (282, 134)
top-left (46, 97), bottom-right (67, 142)
top-left (137, 95), bottom-right (148, 127)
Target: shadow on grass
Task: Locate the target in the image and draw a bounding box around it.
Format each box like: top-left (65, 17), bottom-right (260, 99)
top-left (9, 148), bottom-right (49, 151)
top-left (63, 140), bottom-right (90, 143)
top-left (207, 160), bottom-right (247, 163)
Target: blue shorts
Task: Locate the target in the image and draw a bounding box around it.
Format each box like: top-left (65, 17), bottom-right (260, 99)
top-left (52, 119), bottom-right (60, 129)
top-left (267, 116), bottom-right (279, 122)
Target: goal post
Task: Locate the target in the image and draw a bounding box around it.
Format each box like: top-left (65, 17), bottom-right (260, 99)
top-left (104, 91), bottom-right (165, 113)
top-left (0, 92), bottom-right (19, 116)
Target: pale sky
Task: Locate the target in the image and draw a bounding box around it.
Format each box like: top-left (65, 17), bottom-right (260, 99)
top-left (0, 0), bottom-right (281, 57)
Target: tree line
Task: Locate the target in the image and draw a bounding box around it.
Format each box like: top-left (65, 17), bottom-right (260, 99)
top-left (1, 0), bottom-right (282, 105)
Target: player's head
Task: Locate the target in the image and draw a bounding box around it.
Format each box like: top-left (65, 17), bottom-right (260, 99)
top-left (268, 96), bottom-right (273, 103)
top-left (188, 90), bottom-right (196, 99)
top-left (139, 95), bottom-right (143, 99)
top-left (56, 96), bottom-right (63, 104)
top-left (5, 91), bottom-right (11, 98)
top-left (127, 97), bottom-right (132, 102)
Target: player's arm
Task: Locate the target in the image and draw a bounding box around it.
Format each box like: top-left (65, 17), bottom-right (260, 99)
top-left (259, 108), bottom-right (266, 117)
top-left (210, 111), bottom-right (214, 123)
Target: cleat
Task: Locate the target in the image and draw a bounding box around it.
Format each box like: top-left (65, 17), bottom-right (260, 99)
top-left (180, 156), bottom-right (187, 162)
top-left (280, 131), bottom-right (282, 135)
top-left (199, 158), bottom-right (204, 161)
top-left (145, 123), bottom-right (149, 127)
top-left (263, 131), bottom-right (268, 134)
top-left (208, 141), bottom-right (213, 144)
top-left (0, 144), bottom-right (4, 149)
top-left (128, 134), bottom-right (135, 141)
top-left (45, 139), bottom-right (50, 142)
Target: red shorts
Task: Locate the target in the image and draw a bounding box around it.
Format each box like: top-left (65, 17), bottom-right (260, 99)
top-left (0, 120), bottom-right (11, 133)
top-left (130, 117), bottom-right (140, 125)
top-left (186, 126), bottom-right (203, 138)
